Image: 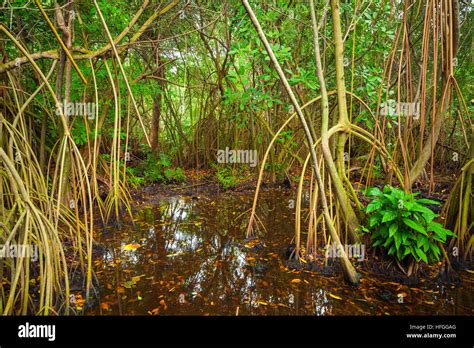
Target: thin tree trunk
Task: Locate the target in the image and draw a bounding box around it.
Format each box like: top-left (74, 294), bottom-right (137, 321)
top-left (243, 0), bottom-right (360, 285)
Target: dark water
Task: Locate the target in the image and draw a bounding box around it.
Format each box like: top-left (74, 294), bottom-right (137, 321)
top-left (86, 189), bottom-right (473, 315)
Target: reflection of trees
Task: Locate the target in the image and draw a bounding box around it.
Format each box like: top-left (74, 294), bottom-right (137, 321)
top-left (151, 196), bottom-right (259, 313)
top-left (97, 193), bottom-right (330, 315)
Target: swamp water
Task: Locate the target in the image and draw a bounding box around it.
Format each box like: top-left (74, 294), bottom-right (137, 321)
top-left (87, 189), bottom-right (473, 315)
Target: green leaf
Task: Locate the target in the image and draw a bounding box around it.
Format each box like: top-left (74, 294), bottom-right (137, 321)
top-left (383, 194), bottom-right (397, 205)
top-left (430, 243), bottom-right (441, 259)
top-left (366, 200), bottom-right (382, 213)
top-left (389, 223), bottom-right (398, 237)
top-left (382, 210), bottom-right (398, 223)
top-left (366, 187), bottom-right (383, 197)
top-left (394, 232), bottom-right (402, 250)
top-left (419, 235), bottom-right (429, 251)
top-left (415, 247), bottom-right (428, 263)
top-left (411, 202), bottom-right (435, 215)
top-left (428, 222), bottom-right (456, 238)
top-left (388, 244), bottom-right (396, 255)
top-left (401, 230), bottom-right (410, 244)
top-left (416, 198), bottom-right (440, 205)
top-left (372, 240), bottom-right (383, 247)
top-left (402, 201), bottom-right (415, 211)
top-left (383, 236), bottom-right (393, 248)
top-left (403, 218), bottom-right (427, 235)
top-left (390, 187), bottom-right (405, 200)
top-left (369, 214), bottom-right (381, 227)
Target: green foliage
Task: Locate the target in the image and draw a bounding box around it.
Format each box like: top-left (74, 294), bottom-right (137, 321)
top-left (71, 121), bottom-right (89, 146)
top-left (143, 153), bottom-right (186, 184)
top-left (124, 167), bottom-right (144, 189)
top-left (361, 185), bottom-right (456, 264)
top-left (276, 130), bottom-right (296, 147)
top-left (214, 166), bottom-right (237, 190)
top-left (163, 167), bottom-right (186, 183)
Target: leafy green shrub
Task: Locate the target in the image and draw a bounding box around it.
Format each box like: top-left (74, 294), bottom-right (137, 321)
top-left (144, 153), bottom-right (186, 183)
top-left (163, 167), bottom-right (186, 183)
top-left (124, 167), bottom-right (144, 188)
top-left (127, 173), bottom-right (145, 188)
top-left (361, 185), bottom-right (455, 264)
top-left (143, 158), bottom-right (163, 182)
top-left (215, 166), bottom-right (237, 190)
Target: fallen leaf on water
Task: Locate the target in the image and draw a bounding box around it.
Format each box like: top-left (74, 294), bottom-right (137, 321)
top-left (329, 293), bottom-right (343, 300)
top-left (410, 288), bottom-right (423, 292)
top-left (159, 299), bottom-right (168, 310)
top-left (132, 275), bottom-right (143, 283)
top-left (122, 243), bottom-right (141, 251)
top-left (244, 240), bottom-right (260, 248)
top-left (148, 307), bottom-right (160, 315)
top-left (101, 302), bottom-right (112, 311)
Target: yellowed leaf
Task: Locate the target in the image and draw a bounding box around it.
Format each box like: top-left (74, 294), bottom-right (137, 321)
top-left (132, 275), bottom-right (142, 283)
top-left (329, 293), bottom-right (343, 300)
top-left (122, 243), bottom-right (141, 251)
